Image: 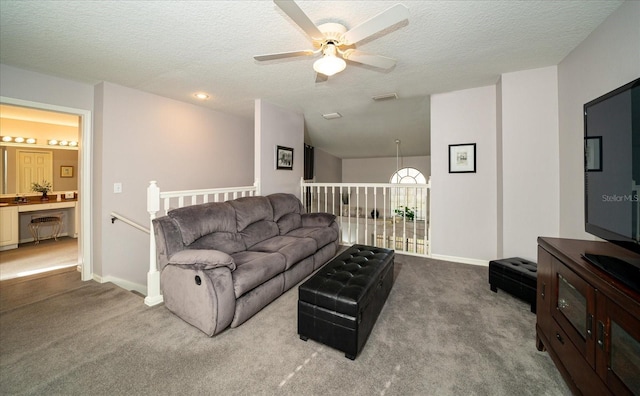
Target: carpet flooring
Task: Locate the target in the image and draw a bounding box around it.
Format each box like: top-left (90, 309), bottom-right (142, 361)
top-left (0, 254), bottom-right (571, 395)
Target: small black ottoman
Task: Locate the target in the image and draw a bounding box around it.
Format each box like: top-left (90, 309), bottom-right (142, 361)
top-left (489, 257), bottom-right (537, 313)
top-left (298, 244), bottom-right (394, 360)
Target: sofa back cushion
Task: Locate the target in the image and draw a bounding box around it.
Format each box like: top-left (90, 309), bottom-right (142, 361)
top-left (268, 193), bottom-right (303, 235)
top-left (168, 202), bottom-right (237, 246)
top-left (229, 196), bottom-right (279, 248)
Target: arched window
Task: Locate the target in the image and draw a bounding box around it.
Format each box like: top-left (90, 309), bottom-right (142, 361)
top-left (390, 167), bottom-right (427, 220)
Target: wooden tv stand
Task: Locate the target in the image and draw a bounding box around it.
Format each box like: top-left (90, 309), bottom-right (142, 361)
top-left (536, 237), bottom-right (640, 396)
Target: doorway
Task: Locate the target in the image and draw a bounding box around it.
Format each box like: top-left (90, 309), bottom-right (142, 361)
top-left (0, 97), bottom-right (92, 281)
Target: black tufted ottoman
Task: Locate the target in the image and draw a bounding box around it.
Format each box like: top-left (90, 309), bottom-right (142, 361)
top-left (489, 257), bottom-right (537, 313)
top-left (298, 244), bottom-right (394, 360)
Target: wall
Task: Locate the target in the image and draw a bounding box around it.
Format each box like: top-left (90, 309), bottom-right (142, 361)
top-left (314, 148), bottom-right (341, 182)
top-left (96, 82), bottom-right (254, 288)
top-left (431, 85), bottom-right (498, 264)
top-left (558, 0), bottom-right (640, 240)
top-left (500, 66), bottom-right (560, 260)
top-left (0, 64), bottom-right (94, 110)
top-left (342, 156), bottom-right (430, 183)
top-left (0, 117), bottom-right (78, 143)
top-left (255, 99), bottom-right (304, 196)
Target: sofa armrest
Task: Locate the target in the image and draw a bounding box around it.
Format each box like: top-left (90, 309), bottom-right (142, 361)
top-left (301, 212), bottom-right (336, 227)
top-left (169, 249), bottom-right (236, 271)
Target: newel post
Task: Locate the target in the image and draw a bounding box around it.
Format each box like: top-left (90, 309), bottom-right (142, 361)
top-left (145, 181), bottom-right (163, 306)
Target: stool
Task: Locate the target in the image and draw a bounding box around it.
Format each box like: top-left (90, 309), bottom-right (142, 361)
top-left (489, 257), bottom-right (537, 313)
top-left (28, 213), bottom-right (63, 245)
top-left (298, 244), bottom-right (395, 360)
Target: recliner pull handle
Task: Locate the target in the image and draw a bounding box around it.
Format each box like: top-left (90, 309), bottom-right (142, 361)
top-left (195, 275), bottom-right (202, 286)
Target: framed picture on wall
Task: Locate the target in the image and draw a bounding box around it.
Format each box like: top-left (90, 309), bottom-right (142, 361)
top-left (449, 143), bottom-right (476, 173)
top-left (276, 146), bottom-right (293, 170)
top-left (60, 165), bottom-right (74, 178)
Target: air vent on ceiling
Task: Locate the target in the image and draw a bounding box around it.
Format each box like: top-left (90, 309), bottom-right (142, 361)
top-left (372, 93), bottom-right (398, 101)
top-left (322, 112), bottom-right (342, 120)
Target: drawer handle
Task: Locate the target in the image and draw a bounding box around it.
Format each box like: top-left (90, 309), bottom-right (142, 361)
top-left (556, 333), bottom-right (564, 345)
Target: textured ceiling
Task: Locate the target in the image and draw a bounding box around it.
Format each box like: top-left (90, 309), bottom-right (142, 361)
top-left (0, 1), bottom-right (624, 158)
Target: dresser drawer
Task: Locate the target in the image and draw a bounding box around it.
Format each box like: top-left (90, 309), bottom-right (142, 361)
top-left (550, 320), bottom-right (610, 396)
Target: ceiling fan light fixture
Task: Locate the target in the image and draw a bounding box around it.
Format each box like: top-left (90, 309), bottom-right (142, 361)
top-left (313, 44), bottom-right (346, 76)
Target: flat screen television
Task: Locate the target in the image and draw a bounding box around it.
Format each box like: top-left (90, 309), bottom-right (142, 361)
top-left (583, 77), bottom-right (640, 292)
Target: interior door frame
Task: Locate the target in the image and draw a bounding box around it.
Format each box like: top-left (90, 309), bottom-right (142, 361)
top-left (1, 96), bottom-right (93, 281)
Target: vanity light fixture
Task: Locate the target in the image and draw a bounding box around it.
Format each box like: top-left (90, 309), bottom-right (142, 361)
top-left (0, 136), bottom-right (37, 144)
top-left (47, 139), bottom-right (78, 147)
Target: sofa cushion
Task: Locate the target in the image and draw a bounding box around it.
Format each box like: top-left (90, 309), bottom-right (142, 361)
top-left (230, 251), bottom-right (286, 298)
top-left (268, 193), bottom-right (303, 221)
top-left (188, 231), bottom-right (246, 255)
top-left (285, 226), bottom-right (339, 249)
top-left (249, 235), bottom-right (317, 270)
top-left (229, 196), bottom-right (274, 231)
top-left (268, 193), bottom-right (304, 234)
top-left (276, 212), bottom-right (302, 235)
top-left (301, 212), bottom-right (336, 228)
top-left (168, 202), bottom-right (236, 246)
top-left (239, 220), bottom-right (280, 249)
top-left (169, 249), bottom-right (236, 271)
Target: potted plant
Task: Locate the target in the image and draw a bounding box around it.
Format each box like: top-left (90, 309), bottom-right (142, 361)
top-left (394, 206), bottom-right (415, 221)
top-left (31, 180), bottom-right (52, 201)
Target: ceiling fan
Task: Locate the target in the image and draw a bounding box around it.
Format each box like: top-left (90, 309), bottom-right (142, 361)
top-left (254, 0), bottom-right (409, 81)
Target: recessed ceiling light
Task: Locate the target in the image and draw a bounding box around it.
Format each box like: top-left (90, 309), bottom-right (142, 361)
top-left (322, 112), bottom-right (342, 120)
top-left (194, 92), bottom-right (210, 100)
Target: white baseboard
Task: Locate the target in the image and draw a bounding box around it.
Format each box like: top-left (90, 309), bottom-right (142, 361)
top-left (431, 254), bottom-right (489, 267)
top-left (93, 274), bottom-right (147, 296)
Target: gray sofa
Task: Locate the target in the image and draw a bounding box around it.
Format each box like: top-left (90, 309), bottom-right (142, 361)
top-left (152, 193), bottom-right (339, 336)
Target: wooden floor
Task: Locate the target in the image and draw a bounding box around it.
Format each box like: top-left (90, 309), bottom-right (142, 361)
top-left (0, 237), bottom-right (78, 281)
top-left (0, 266), bottom-right (83, 313)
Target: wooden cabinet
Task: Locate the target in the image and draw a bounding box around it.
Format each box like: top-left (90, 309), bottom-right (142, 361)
top-left (537, 237), bottom-right (640, 396)
top-left (0, 205), bottom-right (19, 250)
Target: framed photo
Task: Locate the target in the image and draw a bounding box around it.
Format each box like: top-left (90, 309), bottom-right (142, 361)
top-left (585, 136), bottom-right (602, 172)
top-left (60, 165), bottom-right (74, 178)
top-left (276, 146), bottom-right (293, 170)
top-left (449, 143), bottom-right (476, 173)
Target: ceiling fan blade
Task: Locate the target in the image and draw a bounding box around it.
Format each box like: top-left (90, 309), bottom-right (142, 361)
top-left (274, 0), bottom-right (324, 41)
top-left (254, 49), bottom-right (315, 61)
top-left (342, 49), bottom-right (396, 69)
top-left (315, 73), bottom-right (329, 83)
top-left (341, 4), bottom-right (409, 45)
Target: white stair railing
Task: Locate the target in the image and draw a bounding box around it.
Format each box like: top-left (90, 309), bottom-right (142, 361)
top-left (301, 178), bottom-right (431, 257)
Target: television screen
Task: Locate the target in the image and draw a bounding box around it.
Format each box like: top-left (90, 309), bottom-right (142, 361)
top-left (584, 78), bottom-right (640, 254)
